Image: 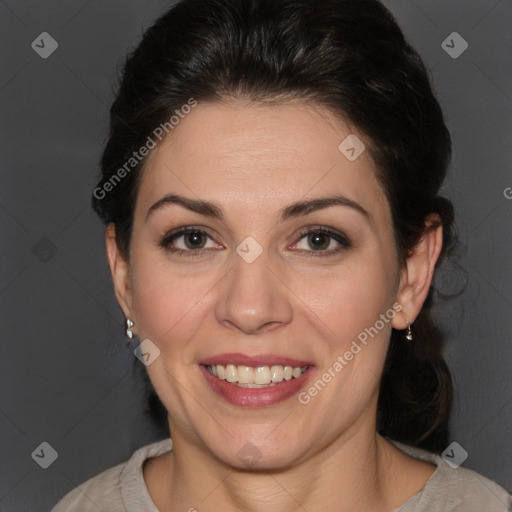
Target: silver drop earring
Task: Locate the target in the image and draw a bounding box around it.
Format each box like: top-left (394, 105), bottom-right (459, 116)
top-left (125, 318), bottom-right (134, 340)
top-left (405, 324), bottom-right (413, 341)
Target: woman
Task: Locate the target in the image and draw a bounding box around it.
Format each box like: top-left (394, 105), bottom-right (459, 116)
top-left (52, 0), bottom-right (511, 510)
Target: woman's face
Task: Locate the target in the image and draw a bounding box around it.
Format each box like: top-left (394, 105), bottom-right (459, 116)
top-left (115, 100), bottom-right (409, 468)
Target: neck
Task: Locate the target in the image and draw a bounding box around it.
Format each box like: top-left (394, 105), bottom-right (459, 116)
top-left (157, 414), bottom-right (404, 512)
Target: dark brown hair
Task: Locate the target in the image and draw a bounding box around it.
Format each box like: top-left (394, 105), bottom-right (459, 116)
top-left (93, 0), bottom-right (455, 452)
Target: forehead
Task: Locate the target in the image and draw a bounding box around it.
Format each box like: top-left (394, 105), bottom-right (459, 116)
top-left (136, 99), bottom-right (388, 221)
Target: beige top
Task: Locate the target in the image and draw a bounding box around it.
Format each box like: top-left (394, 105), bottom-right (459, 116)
top-left (52, 437), bottom-right (511, 511)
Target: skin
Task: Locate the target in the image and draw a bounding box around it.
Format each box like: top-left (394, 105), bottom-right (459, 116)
top-left (106, 99), bottom-right (443, 512)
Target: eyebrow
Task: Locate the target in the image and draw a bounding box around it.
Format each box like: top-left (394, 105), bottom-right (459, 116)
top-left (145, 193), bottom-right (369, 222)
top-left (146, 193), bottom-right (224, 221)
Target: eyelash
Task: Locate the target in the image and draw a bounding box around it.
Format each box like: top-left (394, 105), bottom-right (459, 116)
top-left (294, 226), bottom-right (351, 257)
top-left (158, 225), bottom-right (351, 258)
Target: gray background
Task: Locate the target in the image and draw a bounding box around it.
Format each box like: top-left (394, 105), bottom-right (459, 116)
top-left (0, 1), bottom-right (511, 510)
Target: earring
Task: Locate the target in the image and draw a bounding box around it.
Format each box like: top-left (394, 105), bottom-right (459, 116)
top-left (125, 318), bottom-right (134, 340)
top-left (405, 324), bottom-right (413, 341)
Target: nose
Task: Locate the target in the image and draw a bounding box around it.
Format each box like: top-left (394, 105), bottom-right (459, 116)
top-left (215, 249), bottom-right (294, 335)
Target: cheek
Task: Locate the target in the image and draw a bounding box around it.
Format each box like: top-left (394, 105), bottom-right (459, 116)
top-left (130, 255), bottom-right (217, 349)
top-left (295, 252), bottom-right (397, 351)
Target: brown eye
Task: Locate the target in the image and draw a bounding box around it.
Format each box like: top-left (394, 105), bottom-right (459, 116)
top-left (159, 227), bottom-right (221, 256)
top-left (293, 227), bottom-right (351, 256)
top-left (307, 232), bottom-right (331, 250)
top-left (183, 231), bottom-right (207, 249)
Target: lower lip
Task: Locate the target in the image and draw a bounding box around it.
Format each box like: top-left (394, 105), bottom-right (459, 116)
top-left (200, 365), bottom-right (314, 408)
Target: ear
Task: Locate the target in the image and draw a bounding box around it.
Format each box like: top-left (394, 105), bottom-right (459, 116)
top-left (392, 216), bottom-right (443, 330)
top-left (105, 223), bottom-right (133, 320)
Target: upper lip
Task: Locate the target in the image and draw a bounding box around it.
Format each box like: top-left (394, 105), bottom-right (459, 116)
top-left (200, 353), bottom-right (314, 367)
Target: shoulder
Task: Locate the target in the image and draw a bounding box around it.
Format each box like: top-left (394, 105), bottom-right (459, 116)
top-left (51, 462), bottom-right (125, 512)
top-left (51, 438), bottom-right (173, 512)
top-left (390, 439), bottom-right (512, 512)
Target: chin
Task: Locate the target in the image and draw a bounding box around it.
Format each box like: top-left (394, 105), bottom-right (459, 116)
top-left (203, 429), bottom-right (309, 471)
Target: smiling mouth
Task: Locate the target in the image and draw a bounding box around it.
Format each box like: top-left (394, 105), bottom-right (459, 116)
top-left (204, 364), bottom-right (309, 388)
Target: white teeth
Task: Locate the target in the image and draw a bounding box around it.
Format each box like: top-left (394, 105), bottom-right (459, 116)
top-left (271, 365), bottom-right (284, 382)
top-left (236, 382), bottom-right (272, 388)
top-left (206, 364), bottom-right (308, 386)
top-left (237, 366), bottom-right (254, 384)
top-left (225, 364), bottom-right (237, 383)
top-left (254, 366), bottom-right (271, 385)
